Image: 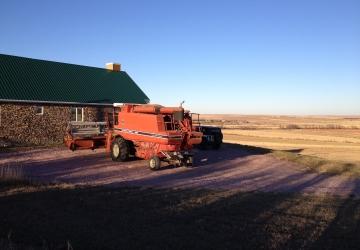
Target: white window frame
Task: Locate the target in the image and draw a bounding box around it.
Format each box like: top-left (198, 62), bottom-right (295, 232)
top-left (71, 107), bottom-right (84, 122)
top-left (35, 106), bottom-right (44, 115)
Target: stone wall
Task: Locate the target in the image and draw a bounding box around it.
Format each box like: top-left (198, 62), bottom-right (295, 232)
top-left (0, 103), bottom-right (110, 146)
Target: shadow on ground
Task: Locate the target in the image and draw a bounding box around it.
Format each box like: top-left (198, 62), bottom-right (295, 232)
top-left (2, 143), bottom-right (360, 197)
top-left (1, 144), bottom-right (360, 249)
top-left (0, 180), bottom-right (359, 250)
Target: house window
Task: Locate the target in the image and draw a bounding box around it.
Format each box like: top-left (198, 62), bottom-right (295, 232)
top-left (35, 106), bottom-right (44, 115)
top-left (71, 107), bottom-right (84, 122)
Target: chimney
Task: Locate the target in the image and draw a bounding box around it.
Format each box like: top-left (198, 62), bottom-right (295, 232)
top-left (106, 62), bottom-right (121, 72)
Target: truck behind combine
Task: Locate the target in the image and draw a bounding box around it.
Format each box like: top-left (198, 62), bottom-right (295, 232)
top-left (192, 113), bottom-right (223, 149)
top-left (64, 103), bottom-right (203, 170)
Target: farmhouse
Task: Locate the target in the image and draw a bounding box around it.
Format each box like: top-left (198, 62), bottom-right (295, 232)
top-left (0, 54), bottom-right (149, 146)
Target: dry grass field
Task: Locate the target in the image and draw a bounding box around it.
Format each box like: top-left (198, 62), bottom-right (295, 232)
top-left (199, 115), bottom-right (360, 176)
top-left (1, 116), bottom-right (360, 249)
top-left (1, 180), bottom-right (360, 250)
top-left (199, 114), bottom-right (360, 130)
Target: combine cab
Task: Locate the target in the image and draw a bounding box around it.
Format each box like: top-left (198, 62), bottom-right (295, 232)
top-left (65, 104), bottom-right (203, 170)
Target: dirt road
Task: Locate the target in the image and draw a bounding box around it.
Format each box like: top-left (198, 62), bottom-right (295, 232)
top-left (1, 143), bottom-right (359, 197)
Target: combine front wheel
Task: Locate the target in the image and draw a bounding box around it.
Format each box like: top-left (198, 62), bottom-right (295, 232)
top-left (111, 137), bottom-right (129, 162)
top-left (149, 156), bottom-right (161, 170)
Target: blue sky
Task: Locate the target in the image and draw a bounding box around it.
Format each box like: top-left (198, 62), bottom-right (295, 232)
top-left (0, 0), bottom-right (359, 115)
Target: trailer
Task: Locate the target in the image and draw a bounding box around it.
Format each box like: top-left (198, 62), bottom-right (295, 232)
top-left (64, 121), bottom-right (107, 151)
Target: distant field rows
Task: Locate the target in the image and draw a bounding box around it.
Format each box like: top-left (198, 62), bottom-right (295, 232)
top-left (225, 138), bottom-right (360, 149)
top-left (200, 115), bottom-right (360, 163)
top-left (199, 115), bottom-right (360, 129)
top-left (222, 129), bottom-right (360, 162)
top-left (223, 129), bottom-right (360, 143)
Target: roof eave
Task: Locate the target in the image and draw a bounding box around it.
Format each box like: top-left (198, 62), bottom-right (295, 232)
top-left (0, 99), bottom-right (114, 107)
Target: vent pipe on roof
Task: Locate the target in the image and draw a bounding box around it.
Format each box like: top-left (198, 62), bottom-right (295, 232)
top-left (106, 62), bottom-right (121, 72)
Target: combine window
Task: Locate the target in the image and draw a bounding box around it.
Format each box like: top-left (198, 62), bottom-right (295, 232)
top-left (113, 112), bottom-right (119, 125)
top-left (71, 107), bottom-right (84, 122)
top-left (164, 115), bottom-right (175, 130)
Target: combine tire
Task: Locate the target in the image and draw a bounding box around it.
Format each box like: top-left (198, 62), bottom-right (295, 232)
top-left (111, 137), bottom-right (129, 162)
top-left (149, 156), bottom-right (161, 170)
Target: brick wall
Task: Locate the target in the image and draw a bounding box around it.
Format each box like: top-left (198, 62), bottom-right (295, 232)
top-left (0, 103), bottom-right (110, 146)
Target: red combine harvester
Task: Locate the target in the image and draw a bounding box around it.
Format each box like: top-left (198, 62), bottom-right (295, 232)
top-left (64, 104), bottom-right (203, 170)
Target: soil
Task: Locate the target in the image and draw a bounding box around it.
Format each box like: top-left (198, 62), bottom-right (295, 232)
top-left (1, 143), bottom-right (360, 197)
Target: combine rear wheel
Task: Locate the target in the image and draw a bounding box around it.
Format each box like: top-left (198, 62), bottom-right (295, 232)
top-left (111, 137), bottom-right (129, 162)
top-left (149, 156), bottom-right (161, 170)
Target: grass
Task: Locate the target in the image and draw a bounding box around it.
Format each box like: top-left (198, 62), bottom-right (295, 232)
top-left (223, 130), bottom-right (360, 177)
top-left (204, 116), bottom-right (360, 177)
top-left (201, 115), bottom-right (360, 168)
top-left (0, 181), bottom-right (360, 249)
top-left (218, 143), bottom-right (360, 177)
top-left (272, 150), bottom-right (360, 177)
top-left (223, 128), bottom-right (360, 144)
top-left (199, 114), bottom-right (360, 130)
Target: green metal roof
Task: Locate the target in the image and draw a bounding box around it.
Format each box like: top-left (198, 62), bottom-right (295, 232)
top-left (0, 54), bottom-right (149, 105)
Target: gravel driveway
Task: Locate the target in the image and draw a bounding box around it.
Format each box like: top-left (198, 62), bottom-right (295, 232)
top-left (1, 143), bottom-right (360, 197)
